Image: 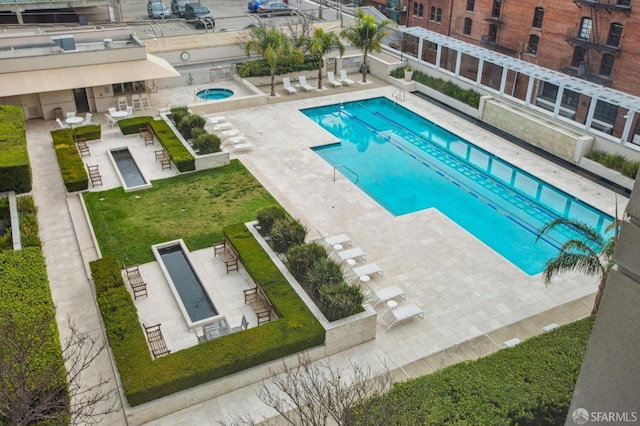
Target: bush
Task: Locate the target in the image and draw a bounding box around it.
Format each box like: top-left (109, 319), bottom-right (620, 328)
top-left (192, 132), bottom-right (222, 155)
top-left (305, 257), bottom-right (343, 295)
top-left (51, 130), bottom-right (88, 192)
top-left (256, 205), bottom-right (288, 235)
top-left (286, 242), bottom-right (327, 281)
top-left (270, 216), bottom-right (308, 253)
top-left (0, 105), bottom-right (31, 194)
top-left (317, 282), bottom-right (365, 321)
top-left (238, 55), bottom-right (320, 78)
top-left (0, 195), bottom-right (40, 252)
top-left (148, 120), bottom-right (195, 172)
top-left (391, 67), bottom-right (481, 108)
top-left (176, 114), bottom-right (206, 140)
top-left (588, 149), bottom-right (640, 179)
top-left (118, 116), bottom-right (154, 135)
top-left (170, 106), bottom-right (190, 126)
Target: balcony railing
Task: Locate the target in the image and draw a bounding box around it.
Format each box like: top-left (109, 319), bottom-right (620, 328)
top-left (573, 0), bottom-right (631, 13)
top-left (565, 28), bottom-right (621, 53)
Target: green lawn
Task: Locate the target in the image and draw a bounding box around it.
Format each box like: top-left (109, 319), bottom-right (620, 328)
top-left (83, 160), bottom-right (277, 264)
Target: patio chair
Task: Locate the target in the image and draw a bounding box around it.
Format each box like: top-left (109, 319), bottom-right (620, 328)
top-left (323, 233), bottom-right (351, 248)
top-left (339, 69), bottom-right (356, 86)
top-left (131, 94), bottom-right (142, 111)
top-left (368, 285), bottom-right (406, 307)
top-left (298, 75), bottom-right (314, 92)
top-left (326, 71), bottom-right (343, 88)
top-left (126, 105), bottom-right (134, 116)
top-left (231, 314), bottom-right (250, 332)
top-left (56, 118), bottom-right (70, 129)
top-left (105, 114), bottom-right (117, 128)
top-left (66, 111), bottom-right (76, 119)
top-left (352, 262), bottom-right (383, 279)
top-left (140, 93), bottom-right (151, 110)
top-left (108, 107), bottom-right (118, 116)
top-left (117, 96), bottom-right (128, 110)
top-left (81, 113), bottom-right (92, 125)
top-left (87, 165), bottom-right (102, 187)
top-left (143, 323), bottom-right (171, 359)
top-left (76, 139), bottom-right (90, 157)
top-left (384, 302), bottom-right (424, 329)
top-left (282, 77), bottom-right (297, 95)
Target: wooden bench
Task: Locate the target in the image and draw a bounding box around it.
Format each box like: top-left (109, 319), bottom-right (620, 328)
top-left (139, 125), bottom-right (154, 145)
top-left (213, 238), bottom-right (239, 273)
top-left (87, 164), bottom-right (102, 187)
top-left (125, 265), bottom-right (148, 299)
top-left (243, 284), bottom-right (272, 325)
top-left (75, 138), bottom-right (90, 157)
top-left (154, 148), bottom-right (172, 170)
top-left (143, 323), bottom-right (171, 359)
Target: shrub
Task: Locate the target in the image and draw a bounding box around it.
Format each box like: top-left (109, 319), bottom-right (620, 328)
top-left (286, 242), bottom-right (327, 281)
top-left (118, 116), bottom-right (154, 135)
top-left (176, 113), bottom-right (206, 140)
top-left (192, 132), bottom-right (222, 155)
top-left (588, 149), bottom-right (640, 179)
top-left (391, 68), bottom-right (481, 108)
top-left (270, 216), bottom-right (308, 253)
top-left (170, 106), bottom-right (189, 126)
top-left (317, 282), bottom-right (365, 321)
top-left (305, 257), bottom-right (343, 295)
top-left (0, 105), bottom-right (31, 194)
top-left (51, 130), bottom-right (88, 192)
top-left (256, 205), bottom-right (288, 235)
top-left (148, 120), bottom-right (195, 172)
top-left (238, 55), bottom-right (320, 78)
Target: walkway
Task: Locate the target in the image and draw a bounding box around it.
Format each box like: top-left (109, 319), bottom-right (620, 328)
top-left (24, 79), bottom-right (624, 425)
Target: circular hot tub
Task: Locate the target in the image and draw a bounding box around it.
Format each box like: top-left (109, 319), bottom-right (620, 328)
top-left (196, 88), bottom-right (234, 100)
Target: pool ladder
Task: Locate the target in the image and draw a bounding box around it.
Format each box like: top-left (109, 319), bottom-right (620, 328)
top-left (393, 88), bottom-right (406, 102)
top-left (334, 164), bottom-right (359, 183)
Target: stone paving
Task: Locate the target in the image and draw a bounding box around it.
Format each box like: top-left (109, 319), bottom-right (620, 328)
top-left (24, 78), bottom-right (626, 425)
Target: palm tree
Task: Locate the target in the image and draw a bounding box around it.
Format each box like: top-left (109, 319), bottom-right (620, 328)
top-left (340, 10), bottom-right (395, 83)
top-left (537, 217), bottom-right (620, 315)
top-left (243, 27), bottom-right (302, 97)
top-left (303, 28), bottom-right (345, 90)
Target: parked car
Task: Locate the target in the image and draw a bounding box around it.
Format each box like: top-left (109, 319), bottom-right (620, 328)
top-left (184, 2), bottom-right (214, 28)
top-left (171, 0), bottom-right (190, 17)
top-left (147, 0), bottom-right (171, 18)
top-left (256, 1), bottom-right (295, 15)
top-left (247, 0), bottom-right (269, 12)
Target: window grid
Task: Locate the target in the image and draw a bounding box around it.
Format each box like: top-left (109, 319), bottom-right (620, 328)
top-left (466, 0), bottom-right (474, 12)
top-left (491, 0), bottom-right (502, 18)
top-left (600, 54), bottom-right (614, 76)
top-left (463, 18), bottom-right (472, 35)
top-left (436, 8), bottom-right (442, 23)
top-left (430, 6), bottom-right (435, 21)
top-left (580, 17), bottom-right (592, 39)
top-left (607, 23), bottom-right (623, 47)
top-left (528, 35), bottom-right (539, 55)
top-left (532, 7), bottom-right (544, 28)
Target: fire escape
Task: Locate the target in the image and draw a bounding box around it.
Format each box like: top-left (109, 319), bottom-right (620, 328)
top-left (562, 0), bottom-right (631, 85)
top-left (480, 0), bottom-right (517, 54)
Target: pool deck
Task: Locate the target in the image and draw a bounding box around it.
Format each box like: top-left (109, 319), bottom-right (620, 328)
top-left (25, 77), bottom-right (627, 425)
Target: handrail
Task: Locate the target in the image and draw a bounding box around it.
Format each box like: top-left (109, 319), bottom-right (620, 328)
top-left (334, 164), bottom-right (359, 183)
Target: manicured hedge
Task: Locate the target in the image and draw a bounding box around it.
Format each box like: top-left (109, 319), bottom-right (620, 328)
top-left (354, 316), bottom-right (595, 424)
top-left (118, 116), bottom-right (154, 135)
top-left (391, 67), bottom-right (481, 108)
top-left (149, 120), bottom-right (195, 172)
top-left (0, 105), bottom-right (31, 194)
top-left (51, 125), bottom-right (102, 192)
top-left (91, 223), bottom-right (324, 406)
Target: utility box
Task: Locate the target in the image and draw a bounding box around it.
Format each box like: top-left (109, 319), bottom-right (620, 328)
top-left (54, 107), bottom-right (63, 120)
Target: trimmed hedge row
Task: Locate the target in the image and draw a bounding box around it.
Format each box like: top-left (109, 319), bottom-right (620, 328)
top-left (588, 149), bottom-right (639, 179)
top-left (355, 316), bottom-right (595, 424)
top-left (91, 224), bottom-right (324, 406)
top-left (0, 196), bottom-right (41, 252)
top-left (0, 105), bottom-right (31, 194)
top-left (51, 125), bottom-right (102, 192)
top-left (0, 247), bottom-right (68, 421)
top-left (118, 116), bottom-right (196, 172)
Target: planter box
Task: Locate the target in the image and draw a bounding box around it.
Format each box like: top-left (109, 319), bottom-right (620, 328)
top-left (579, 157), bottom-right (635, 191)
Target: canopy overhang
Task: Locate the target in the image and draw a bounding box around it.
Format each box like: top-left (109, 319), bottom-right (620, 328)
top-left (0, 54), bottom-right (180, 98)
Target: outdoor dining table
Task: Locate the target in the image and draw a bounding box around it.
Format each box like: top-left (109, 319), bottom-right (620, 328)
top-left (111, 110), bottom-right (129, 119)
top-left (65, 116), bottom-right (84, 128)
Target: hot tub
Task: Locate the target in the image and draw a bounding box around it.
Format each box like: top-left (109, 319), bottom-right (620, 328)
top-left (196, 88), bottom-right (234, 100)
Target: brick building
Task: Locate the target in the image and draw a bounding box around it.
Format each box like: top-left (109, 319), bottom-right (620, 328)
top-left (404, 0), bottom-right (640, 143)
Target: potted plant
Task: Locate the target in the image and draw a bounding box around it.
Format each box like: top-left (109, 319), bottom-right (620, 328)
top-left (404, 65), bottom-right (414, 81)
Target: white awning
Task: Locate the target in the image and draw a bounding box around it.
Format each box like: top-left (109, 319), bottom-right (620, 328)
top-left (0, 54), bottom-right (180, 98)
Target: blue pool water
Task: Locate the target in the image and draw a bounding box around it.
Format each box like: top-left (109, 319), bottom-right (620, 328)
top-left (303, 97), bottom-right (614, 275)
top-left (158, 244), bottom-right (217, 322)
top-left (196, 88), bottom-right (234, 100)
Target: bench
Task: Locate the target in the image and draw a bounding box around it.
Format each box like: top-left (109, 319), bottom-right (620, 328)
top-left (87, 164), bottom-right (102, 187)
top-left (75, 138), bottom-right (90, 157)
top-left (243, 284), bottom-right (272, 325)
top-left (139, 125), bottom-right (154, 145)
top-left (213, 238), bottom-right (239, 273)
top-left (143, 323), bottom-right (171, 359)
top-left (125, 264), bottom-right (148, 299)
top-left (154, 148), bottom-right (172, 170)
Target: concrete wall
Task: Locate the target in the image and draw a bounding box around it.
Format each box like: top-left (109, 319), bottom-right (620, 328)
top-left (567, 177), bottom-right (640, 423)
top-left (480, 97), bottom-right (594, 164)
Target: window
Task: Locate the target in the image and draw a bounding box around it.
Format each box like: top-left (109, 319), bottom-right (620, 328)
top-left (436, 8), bottom-right (442, 23)
top-left (430, 6), bottom-right (435, 21)
top-left (579, 17), bottom-right (592, 39)
top-left (418, 3), bottom-right (423, 17)
top-left (618, 0), bottom-right (630, 6)
top-left (413, 2), bottom-right (417, 16)
top-left (463, 18), bottom-right (472, 35)
top-left (594, 100), bottom-right (618, 125)
top-left (571, 46), bottom-right (586, 67)
top-left (600, 54), bottom-right (615, 76)
top-left (532, 7), bottom-right (544, 28)
top-left (112, 81), bottom-right (145, 95)
top-left (466, 0), bottom-right (474, 12)
top-left (607, 23), bottom-right (623, 47)
top-left (537, 83), bottom-right (579, 109)
top-left (528, 35), bottom-right (539, 54)
top-left (491, 0), bottom-right (502, 18)
top-left (488, 24), bottom-right (498, 43)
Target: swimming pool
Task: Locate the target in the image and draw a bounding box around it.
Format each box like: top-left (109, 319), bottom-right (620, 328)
top-left (304, 97), bottom-right (614, 275)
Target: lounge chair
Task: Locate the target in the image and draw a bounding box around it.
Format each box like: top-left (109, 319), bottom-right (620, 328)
top-left (211, 122), bottom-right (234, 131)
top-left (143, 323), bottom-right (171, 359)
top-left (282, 77), bottom-right (297, 95)
top-left (323, 233), bottom-right (351, 247)
top-left (369, 285), bottom-right (406, 307)
top-left (298, 75), bottom-right (314, 92)
top-left (336, 247), bottom-right (366, 263)
top-left (339, 69), bottom-right (356, 86)
top-left (384, 302), bottom-right (424, 329)
top-left (327, 71), bottom-right (343, 88)
top-left (207, 115), bottom-right (227, 124)
top-left (352, 262), bottom-right (383, 279)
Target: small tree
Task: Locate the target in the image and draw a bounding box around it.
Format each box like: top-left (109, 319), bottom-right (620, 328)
top-left (302, 28), bottom-right (345, 90)
top-left (537, 217), bottom-right (620, 314)
top-left (244, 27), bottom-right (303, 97)
top-left (340, 10), bottom-right (395, 83)
top-left (0, 309), bottom-right (119, 425)
top-left (219, 352), bottom-right (394, 426)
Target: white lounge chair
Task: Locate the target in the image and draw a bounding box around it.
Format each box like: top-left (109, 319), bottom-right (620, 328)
top-left (298, 75), bottom-right (314, 92)
top-left (228, 135), bottom-right (247, 145)
top-left (211, 122), bottom-right (234, 131)
top-left (385, 302), bottom-right (424, 329)
top-left (282, 77), bottom-right (297, 95)
top-left (369, 285), bottom-right (406, 307)
top-left (327, 71), bottom-right (343, 88)
top-left (233, 142), bottom-right (254, 152)
top-left (220, 129), bottom-right (241, 137)
top-left (352, 262), bottom-right (383, 278)
top-left (339, 69), bottom-right (356, 86)
top-left (207, 115), bottom-right (227, 124)
top-left (56, 118), bottom-right (70, 129)
top-left (336, 247), bottom-right (366, 262)
top-left (323, 233), bottom-right (351, 248)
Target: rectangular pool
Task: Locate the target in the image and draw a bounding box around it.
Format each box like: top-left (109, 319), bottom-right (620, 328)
top-left (108, 147), bottom-right (152, 192)
top-left (303, 97), bottom-right (614, 275)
